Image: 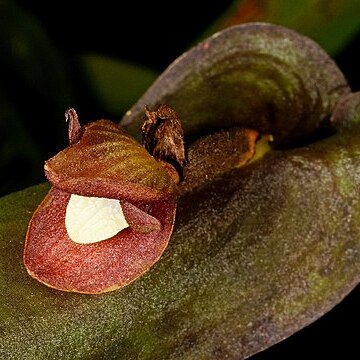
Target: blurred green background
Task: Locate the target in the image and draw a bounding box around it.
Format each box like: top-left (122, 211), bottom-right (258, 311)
top-left (1, 0), bottom-right (360, 197)
top-left (1, 0), bottom-right (360, 358)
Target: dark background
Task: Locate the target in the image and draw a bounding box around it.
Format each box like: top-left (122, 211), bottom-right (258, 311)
top-left (2, 1), bottom-right (360, 358)
top-left (2, 1), bottom-right (360, 195)
top-left (1, 1), bottom-right (237, 194)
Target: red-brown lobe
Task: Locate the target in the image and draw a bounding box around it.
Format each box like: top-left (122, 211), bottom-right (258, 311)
top-left (24, 187), bottom-right (176, 293)
top-left (121, 200), bottom-right (162, 233)
top-left (44, 120), bottom-right (177, 202)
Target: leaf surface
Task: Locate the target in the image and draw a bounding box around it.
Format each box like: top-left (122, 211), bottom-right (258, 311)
top-left (1, 128), bottom-right (360, 358)
top-left (121, 23), bottom-right (350, 146)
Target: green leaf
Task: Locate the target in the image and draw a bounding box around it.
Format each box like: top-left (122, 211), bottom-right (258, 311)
top-left (122, 23), bottom-right (350, 145)
top-left (79, 53), bottom-right (158, 115)
top-left (331, 91), bottom-right (360, 132)
top-left (1, 127), bottom-right (360, 358)
top-left (205, 0), bottom-right (360, 55)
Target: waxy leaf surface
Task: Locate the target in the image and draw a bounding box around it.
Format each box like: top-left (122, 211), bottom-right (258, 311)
top-left (1, 127), bottom-right (360, 358)
top-left (122, 23), bottom-right (350, 145)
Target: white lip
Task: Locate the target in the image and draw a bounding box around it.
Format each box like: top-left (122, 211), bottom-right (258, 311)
top-left (65, 194), bottom-right (129, 244)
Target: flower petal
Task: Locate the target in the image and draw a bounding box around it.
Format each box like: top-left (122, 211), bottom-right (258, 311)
top-left (45, 120), bottom-right (177, 201)
top-left (121, 199), bottom-right (162, 233)
top-left (24, 187), bottom-right (176, 293)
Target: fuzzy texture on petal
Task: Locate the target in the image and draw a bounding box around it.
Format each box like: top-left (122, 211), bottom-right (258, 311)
top-left (24, 187), bottom-right (176, 293)
top-left (45, 120), bottom-right (177, 202)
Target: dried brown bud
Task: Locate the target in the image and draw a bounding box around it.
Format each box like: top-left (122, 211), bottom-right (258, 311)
top-left (142, 104), bottom-right (185, 171)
